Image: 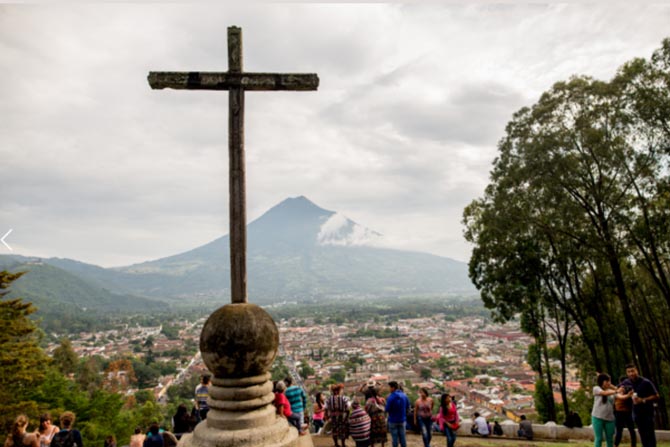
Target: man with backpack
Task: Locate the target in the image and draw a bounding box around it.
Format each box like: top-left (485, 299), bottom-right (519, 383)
top-left (143, 423), bottom-right (163, 447)
top-left (51, 412), bottom-right (83, 447)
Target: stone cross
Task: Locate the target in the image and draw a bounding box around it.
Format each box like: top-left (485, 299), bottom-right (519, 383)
top-left (148, 26), bottom-right (319, 304)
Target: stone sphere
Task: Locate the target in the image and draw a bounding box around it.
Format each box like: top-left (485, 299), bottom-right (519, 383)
top-left (200, 303), bottom-right (279, 378)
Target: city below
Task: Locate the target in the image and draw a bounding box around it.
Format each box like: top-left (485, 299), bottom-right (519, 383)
top-left (46, 308), bottom-right (577, 423)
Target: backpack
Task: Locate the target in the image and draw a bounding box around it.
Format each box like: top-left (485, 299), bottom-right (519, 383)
top-left (143, 433), bottom-right (163, 447)
top-left (51, 431), bottom-right (76, 447)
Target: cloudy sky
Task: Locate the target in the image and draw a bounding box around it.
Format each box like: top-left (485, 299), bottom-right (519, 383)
top-left (2, 3), bottom-right (669, 267)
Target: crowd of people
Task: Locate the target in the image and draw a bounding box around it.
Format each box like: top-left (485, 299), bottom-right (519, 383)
top-left (4, 364), bottom-right (661, 447)
top-left (590, 365), bottom-right (660, 447)
top-left (1, 411), bottom-right (187, 447)
top-left (3, 412), bottom-right (85, 447)
top-left (272, 377), bottom-right (462, 447)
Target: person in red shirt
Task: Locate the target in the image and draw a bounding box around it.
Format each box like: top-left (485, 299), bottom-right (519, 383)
top-left (274, 381), bottom-right (305, 435)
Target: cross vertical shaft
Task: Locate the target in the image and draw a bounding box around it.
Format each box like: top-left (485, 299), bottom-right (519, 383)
top-left (227, 27), bottom-right (246, 303)
top-left (148, 25), bottom-right (318, 306)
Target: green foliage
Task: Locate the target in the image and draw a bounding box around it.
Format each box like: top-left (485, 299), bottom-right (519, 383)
top-left (135, 389), bottom-right (156, 405)
top-left (0, 270), bottom-right (177, 443)
top-left (131, 359), bottom-right (161, 388)
top-left (568, 387), bottom-right (592, 428)
top-left (299, 359), bottom-right (315, 378)
top-left (463, 38), bottom-right (670, 427)
top-left (434, 356), bottom-right (452, 373)
top-left (271, 356), bottom-right (290, 382)
top-left (269, 297), bottom-right (488, 324)
top-left (0, 262), bottom-right (165, 335)
top-left (350, 327), bottom-right (402, 338)
top-left (53, 338), bottom-right (78, 376)
top-left (0, 270), bottom-right (52, 431)
top-left (533, 378), bottom-right (554, 423)
top-left (160, 324), bottom-right (180, 340)
top-left (167, 374), bottom-right (200, 403)
top-left (331, 369), bottom-right (346, 383)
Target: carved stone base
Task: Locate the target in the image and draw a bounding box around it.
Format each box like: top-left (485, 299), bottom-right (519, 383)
top-left (179, 373), bottom-right (299, 447)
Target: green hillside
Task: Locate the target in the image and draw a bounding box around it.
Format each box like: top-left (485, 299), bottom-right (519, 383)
top-left (0, 256), bottom-right (166, 334)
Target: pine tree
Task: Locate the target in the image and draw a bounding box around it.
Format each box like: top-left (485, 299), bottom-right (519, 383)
top-left (52, 337), bottom-right (79, 376)
top-left (0, 270), bottom-right (51, 431)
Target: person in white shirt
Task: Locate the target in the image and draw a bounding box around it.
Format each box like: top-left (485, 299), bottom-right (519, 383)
top-left (471, 412), bottom-right (490, 437)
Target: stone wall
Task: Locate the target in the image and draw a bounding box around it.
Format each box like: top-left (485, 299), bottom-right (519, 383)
top-left (453, 420), bottom-right (670, 442)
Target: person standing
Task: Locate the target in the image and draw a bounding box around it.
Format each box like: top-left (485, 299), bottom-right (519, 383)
top-left (359, 379), bottom-right (380, 401)
top-left (142, 423), bottom-right (163, 447)
top-left (274, 381), bottom-right (305, 435)
top-left (614, 377), bottom-right (636, 447)
top-left (436, 394), bottom-right (459, 447)
top-left (326, 383), bottom-right (350, 447)
top-left (312, 392), bottom-right (326, 434)
top-left (385, 381), bottom-right (410, 447)
top-left (284, 377), bottom-right (308, 432)
top-left (51, 412), bottom-right (83, 447)
top-left (349, 400), bottom-right (372, 447)
top-left (160, 430), bottom-right (178, 447)
top-left (365, 387), bottom-right (388, 447)
top-left (624, 364), bottom-right (660, 447)
top-left (4, 415), bottom-right (39, 447)
top-left (172, 404), bottom-right (193, 439)
top-left (36, 414), bottom-right (59, 447)
top-left (414, 388), bottom-right (434, 447)
top-left (194, 374), bottom-right (211, 421)
top-left (592, 373), bottom-right (617, 447)
top-left (129, 428), bottom-right (145, 447)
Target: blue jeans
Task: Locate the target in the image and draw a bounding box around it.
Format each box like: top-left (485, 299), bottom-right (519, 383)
top-left (388, 422), bottom-right (407, 447)
top-left (419, 417), bottom-right (432, 447)
top-left (444, 425), bottom-right (457, 447)
top-left (287, 413), bottom-right (302, 432)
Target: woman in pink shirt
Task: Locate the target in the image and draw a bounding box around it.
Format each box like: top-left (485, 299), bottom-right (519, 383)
top-left (436, 393), bottom-right (459, 447)
top-left (312, 392), bottom-right (326, 434)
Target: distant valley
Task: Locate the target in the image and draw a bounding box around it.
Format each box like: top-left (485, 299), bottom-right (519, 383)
top-left (0, 196), bottom-right (477, 320)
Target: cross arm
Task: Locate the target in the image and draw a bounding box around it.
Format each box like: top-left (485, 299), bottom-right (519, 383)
top-left (148, 71), bottom-right (319, 91)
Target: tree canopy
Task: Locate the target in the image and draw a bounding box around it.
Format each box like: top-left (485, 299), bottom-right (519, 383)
top-left (0, 270), bottom-right (178, 443)
top-left (464, 38), bottom-right (670, 426)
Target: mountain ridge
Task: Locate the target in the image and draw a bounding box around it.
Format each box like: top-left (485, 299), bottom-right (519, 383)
top-left (1, 196), bottom-right (476, 306)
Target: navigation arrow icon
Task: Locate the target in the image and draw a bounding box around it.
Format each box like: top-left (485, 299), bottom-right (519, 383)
top-left (1, 229), bottom-right (13, 251)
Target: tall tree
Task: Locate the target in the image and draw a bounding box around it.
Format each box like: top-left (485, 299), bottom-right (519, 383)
top-left (0, 271), bottom-right (51, 429)
top-left (53, 337), bottom-right (79, 376)
top-left (464, 39), bottom-right (670, 426)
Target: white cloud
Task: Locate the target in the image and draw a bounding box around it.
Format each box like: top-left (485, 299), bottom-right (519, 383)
top-left (1, 3), bottom-right (669, 266)
top-left (317, 213), bottom-right (382, 248)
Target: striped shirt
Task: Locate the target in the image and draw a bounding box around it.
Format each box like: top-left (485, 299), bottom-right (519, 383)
top-left (285, 386), bottom-right (307, 413)
top-left (195, 384), bottom-right (209, 410)
top-left (348, 406), bottom-right (371, 441)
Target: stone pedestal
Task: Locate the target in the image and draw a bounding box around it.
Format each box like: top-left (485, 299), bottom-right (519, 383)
top-left (180, 303), bottom-right (302, 447)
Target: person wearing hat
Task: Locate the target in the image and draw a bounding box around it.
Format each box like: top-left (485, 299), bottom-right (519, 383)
top-left (359, 379), bottom-right (379, 401)
top-left (365, 386), bottom-right (388, 447)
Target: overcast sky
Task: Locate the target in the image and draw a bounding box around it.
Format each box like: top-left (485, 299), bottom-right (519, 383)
top-left (2, 3), bottom-right (669, 267)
